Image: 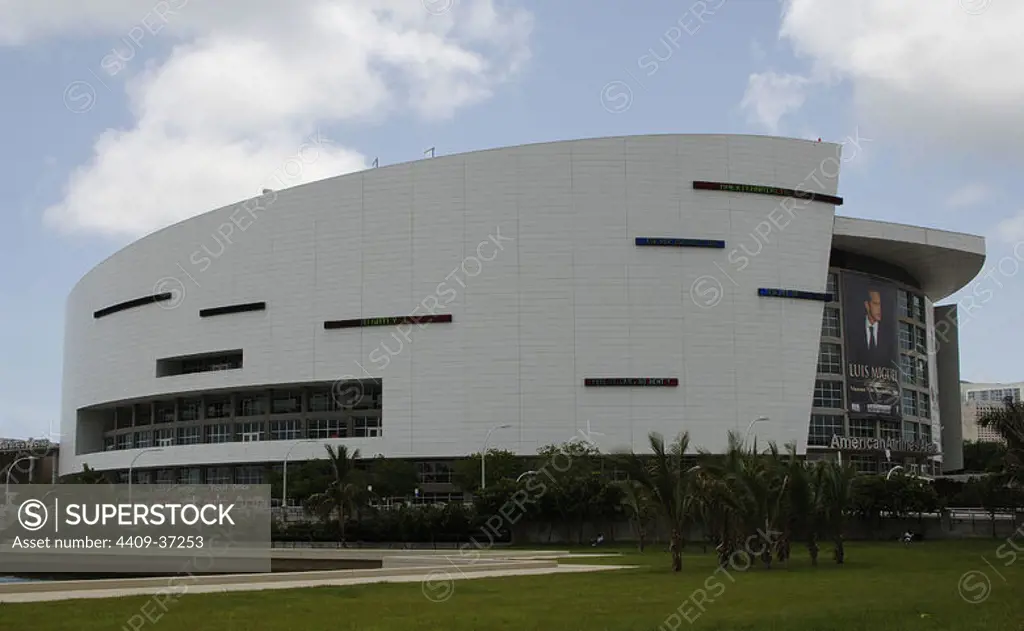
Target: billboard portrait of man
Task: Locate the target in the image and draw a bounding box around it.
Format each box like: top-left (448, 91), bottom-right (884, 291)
top-left (841, 271), bottom-right (901, 420)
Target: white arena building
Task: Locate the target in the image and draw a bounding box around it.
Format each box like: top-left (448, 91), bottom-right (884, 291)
top-left (60, 134), bottom-right (986, 490)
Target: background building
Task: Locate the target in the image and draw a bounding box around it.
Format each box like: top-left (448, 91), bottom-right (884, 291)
top-left (60, 135), bottom-right (985, 491)
top-left (960, 381), bottom-right (1022, 443)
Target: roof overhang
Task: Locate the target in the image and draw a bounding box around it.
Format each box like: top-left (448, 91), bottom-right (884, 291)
top-left (831, 217), bottom-right (986, 302)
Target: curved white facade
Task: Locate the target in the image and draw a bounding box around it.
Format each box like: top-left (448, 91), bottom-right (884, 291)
top-left (60, 134), bottom-right (985, 478)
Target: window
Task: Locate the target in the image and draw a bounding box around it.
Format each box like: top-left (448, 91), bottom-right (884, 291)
top-left (206, 466), bottom-right (233, 484)
top-left (817, 343), bottom-right (842, 375)
top-left (270, 420), bottom-right (302, 441)
top-left (900, 354), bottom-right (916, 385)
top-left (116, 433), bottom-right (133, 450)
top-left (849, 418), bottom-right (875, 438)
top-left (238, 422), bottom-right (263, 442)
top-left (135, 405), bottom-right (152, 426)
top-left (155, 402), bottom-right (175, 423)
top-left (980, 390), bottom-right (990, 401)
top-left (155, 469), bottom-right (176, 485)
top-left (919, 392), bottom-right (931, 419)
top-left (237, 395), bottom-right (267, 417)
top-left (899, 290), bottom-right (910, 319)
top-left (849, 455), bottom-right (878, 475)
top-left (308, 391), bottom-right (343, 413)
top-left (417, 461), bottom-right (454, 484)
top-left (880, 420), bottom-right (900, 440)
top-left (104, 436), bottom-right (115, 451)
top-left (916, 358), bottom-right (929, 388)
top-left (813, 380), bottom-right (843, 409)
top-left (808, 414), bottom-right (844, 446)
top-left (903, 421), bottom-right (919, 442)
top-left (912, 294), bottom-right (925, 321)
top-left (902, 389), bottom-right (918, 417)
top-left (206, 398), bottom-right (232, 419)
top-left (821, 307), bottom-right (841, 338)
top-left (205, 424), bottom-right (233, 444)
top-left (308, 419), bottom-right (346, 439)
top-left (967, 391), bottom-right (975, 401)
top-left (178, 468), bottom-right (201, 485)
top-left (899, 322), bottom-right (914, 352)
top-left (156, 350), bottom-right (243, 377)
top-left (155, 428), bottom-right (175, 447)
top-left (133, 470), bottom-right (153, 485)
top-left (826, 273), bottom-right (839, 301)
top-left (180, 399), bottom-right (201, 422)
top-left (353, 416), bottom-right (382, 438)
top-left (271, 391), bottom-right (302, 415)
top-left (236, 465), bottom-right (263, 484)
top-left (915, 327), bottom-right (927, 354)
top-left (177, 426), bottom-right (201, 445)
top-left (135, 430), bottom-right (152, 449)
top-left (920, 424), bottom-right (932, 442)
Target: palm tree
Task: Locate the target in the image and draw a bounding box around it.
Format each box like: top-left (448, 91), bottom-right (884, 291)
top-left (60, 463), bottom-right (110, 484)
top-left (616, 479), bottom-right (655, 552)
top-left (621, 431), bottom-right (693, 571)
top-left (816, 460), bottom-right (856, 564)
top-left (977, 397), bottom-right (1024, 487)
top-left (305, 444), bottom-right (361, 544)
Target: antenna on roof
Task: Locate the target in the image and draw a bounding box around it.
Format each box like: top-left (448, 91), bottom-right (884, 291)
top-left (424, 147), bottom-right (435, 158)
top-left (372, 158), bottom-right (379, 168)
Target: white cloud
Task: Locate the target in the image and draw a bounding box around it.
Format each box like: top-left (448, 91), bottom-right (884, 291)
top-left (946, 183), bottom-right (992, 209)
top-left (763, 0), bottom-right (1024, 154)
top-left (2, 0), bottom-right (532, 239)
top-left (994, 210), bottom-right (1024, 245)
top-left (740, 71), bottom-right (811, 133)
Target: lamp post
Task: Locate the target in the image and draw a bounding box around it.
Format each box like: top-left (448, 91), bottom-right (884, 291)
top-left (282, 439), bottom-right (320, 511)
top-left (886, 465), bottom-right (904, 481)
top-left (5, 456), bottom-right (36, 504)
top-left (127, 448), bottom-right (163, 502)
top-left (481, 424), bottom-right (512, 490)
top-left (516, 470), bottom-right (538, 483)
top-left (744, 416), bottom-right (769, 447)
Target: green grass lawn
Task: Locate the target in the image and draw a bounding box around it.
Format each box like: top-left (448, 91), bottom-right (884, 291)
top-left (1, 541), bottom-right (1022, 630)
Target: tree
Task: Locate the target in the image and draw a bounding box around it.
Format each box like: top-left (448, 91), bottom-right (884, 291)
top-left (962, 440), bottom-right (1007, 474)
top-left (305, 444), bottom-right (361, 543)
top-left (367, 456), bottom-right (418, 499)
top-left (815, 461), bottom-right (856, 564)
top-left (617, 479), bottom-right (656, 552)
top-left (977, 398), bottom-right (1024, 488)
top-left (451, 449), bottom-right (525, 492)
top-left (621, 431), bottom-right (693, 572)
top-left (60, 463), bottom-right (110, 484)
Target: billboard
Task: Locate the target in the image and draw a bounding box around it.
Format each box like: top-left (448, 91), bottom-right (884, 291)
top-left (841, 271), bottom-right (901, 421)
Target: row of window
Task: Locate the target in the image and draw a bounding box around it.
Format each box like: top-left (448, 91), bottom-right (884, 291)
top-left (104, 418), bottom-right (383, 451)
top-left (118, 465), bottom-right (265, 485)
top-left (898, 289), bottom-right (927, 323)
top-left (812, 379), bottom-right (931, 419)
top-left (100, 386), bottom-right (383, 431)
top-left (899, 322), bottom-right (929, 355)
top-left (416, 461), bottom-right (454, 484)
top-left (808, 414), bottom-right (934, 447)
top-left (967, 388), bottom-right (1022, 403)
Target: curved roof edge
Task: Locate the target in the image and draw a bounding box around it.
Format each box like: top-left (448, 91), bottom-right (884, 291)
top-left (832, 217), bottom-right (986, 302)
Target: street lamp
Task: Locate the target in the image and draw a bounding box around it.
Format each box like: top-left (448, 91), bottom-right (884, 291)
top-left (5, 456), bottom-right (36, 504)
top-left (744, 416), bottom-right (769, 447)
top-left (128, 448), bottom-right (164, 502)
top-left (481, 424), bottom-right (512, 489)
top-left (886, 465), bottom-right (905, 481)
top-left (282, 439), bottom-right (320, 510)
top-left (516, 470), bottom-right (538, 483)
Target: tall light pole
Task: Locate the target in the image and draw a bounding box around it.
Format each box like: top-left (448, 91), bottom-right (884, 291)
top-left (886, 465), bottom-right (904, 481)
top-left (516, 470), bottom-right (538, 483)
top-left (127, 448), bottom-right (164, 502)
top-left (744, 416), bottom-right (769, 447)
top-left (282, 439), bottom-right (320, 510)
top-left (481, 424), bottom-right (512, 490)
top-left (5, 456), bottom-right (36, 504)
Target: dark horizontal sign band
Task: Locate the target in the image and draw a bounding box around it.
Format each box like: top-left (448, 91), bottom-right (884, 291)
top-left (584, 378), bottom-right (679, 387)
top-left (758, 288), bottom-right (833, 302)
top-left (199, 302), bottom-right (267, 318)
top-left (324, 313), bottom-right (453, 330)
top-left (693, 180), bottom-right (844, 206)
top-left (94, 293), bottom-right (173, 319)
top-left (635, 237), bottom-right (725, 248)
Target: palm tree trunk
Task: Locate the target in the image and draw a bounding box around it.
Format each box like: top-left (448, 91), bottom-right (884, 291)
top-left (669, 528), bottom-right (682, 572)
top-left (808, 534), bottom-right (819, 567)
top-left (833, 535), bottom-right (845, 564)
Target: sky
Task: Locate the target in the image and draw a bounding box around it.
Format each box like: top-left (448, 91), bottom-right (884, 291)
top-left (1, 0), bottom-right (1022, 440)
